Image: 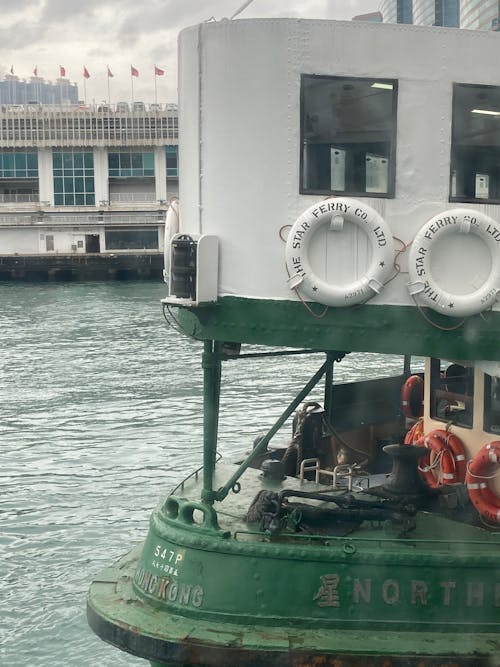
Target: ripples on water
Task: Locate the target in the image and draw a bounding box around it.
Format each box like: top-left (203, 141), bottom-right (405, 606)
top-left (0, 282), bottom-right (413, 666)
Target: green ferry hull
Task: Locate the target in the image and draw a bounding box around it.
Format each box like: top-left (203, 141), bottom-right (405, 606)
top-left (174, 297), bottom-right (500, 364)
top-left (87, 466), bottom-right (500, 667)
top-left (88, 555), bottom-right (499, 666)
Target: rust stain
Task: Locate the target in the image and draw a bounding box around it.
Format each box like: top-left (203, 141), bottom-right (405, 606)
top-left (289, 657), bottom-right (481, 667)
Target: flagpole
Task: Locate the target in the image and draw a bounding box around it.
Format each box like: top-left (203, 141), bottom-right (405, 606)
top-left (84, 78), bottom-right (87, 104)
top-left (107, 68), bottom-right (111, 105)
top-left (154, 70), bottom-right (157, 106)
top-left (131, 72), bottom-right (134, 105)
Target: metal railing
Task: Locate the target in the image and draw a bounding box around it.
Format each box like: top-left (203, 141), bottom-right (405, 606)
top-left (0, 211), bottom-right (165, 226)
top-left (0, 193), bottom-right (39, 203)
top-left (109, 192), bottom-right (157, 203)
top-left (1, 102), bottom-right (178, 113)
top-left (0, 107), bottom-right (179, 147)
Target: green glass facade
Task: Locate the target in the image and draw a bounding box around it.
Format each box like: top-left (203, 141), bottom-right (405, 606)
top-left (108, 151), bottom-right (154, 177)
top-left (0, 151), bottom-right (38, 178)
top-left (53, 150), bottom-right (95, 206)
top-left (166, 145), bottom-right (178, 177)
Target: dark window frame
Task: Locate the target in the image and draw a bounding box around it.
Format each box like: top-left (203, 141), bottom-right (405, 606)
top-left (299, 74), bottom-right (398, 198)
top-left (450, 82), bottom-right (500, 205)
top-left (483, 374), bottom-right (500, 435)
top-left (429, 357), bottom-right (474, 429)
top-left (105, 227), bottom-right (159, 250)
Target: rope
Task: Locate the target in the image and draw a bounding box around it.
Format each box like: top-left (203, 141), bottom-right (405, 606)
top-left (411, 294), bottom-right (466, 331)
top-left (244, 490), bottom-right (279, 523)
top-left (382, 235), bottom-right (411, 286)
top-left (284, 262), bottom-right (329, 319)
top-left (162, 303), bottom-right (196, 340)
top-left (419, 449), bottom-right (444, 473)
top-left (466, 459), bottom-right (500, 481)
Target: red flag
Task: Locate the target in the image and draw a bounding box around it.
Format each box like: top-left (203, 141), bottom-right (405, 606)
top-left (59, 65), bottom-right (66, 77)
top-left (131, 65), bottom-right (139, 77)
top-left (107, 65), bottom-right (114, 78)
top-left (83, 66), bottom-right (90, 79)
top-left (154, 65), bottom-right (165, 76)
top-left (33, 66), bottom-right (38, 76)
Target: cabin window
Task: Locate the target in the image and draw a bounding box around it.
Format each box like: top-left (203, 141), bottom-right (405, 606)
top-left (430, 358), bottom-right (473, 428)
top-left (451, 83), bottom-right (500, 203)
top-left (300, 75), bottom-right (397, 197)
top-left (484, 375), bottom-right (500, 435)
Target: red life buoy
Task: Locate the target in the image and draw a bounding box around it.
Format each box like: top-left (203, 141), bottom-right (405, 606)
top-left (404, 417), bottom-right (424, 444)
top-left (418, 433), bottom-right (456, 488)
top-left (415, 429), bottom-right (467, 488)
top-left (430, 429), bottom-right (467, 482)
top-left (466, 441), bottom-right (500, 524)
top-left (401, 375), bottom-right (424, 419)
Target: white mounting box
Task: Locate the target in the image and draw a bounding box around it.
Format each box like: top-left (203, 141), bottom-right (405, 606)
top-left (162, 233), bottom-right (219, 306)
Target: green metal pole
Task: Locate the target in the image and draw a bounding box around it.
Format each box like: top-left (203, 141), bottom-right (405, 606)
top-left (201, 340), bottom-right (222, 505)
top-left (323, 351), bottom-right (335, 423)
top-left (404, 354), bottom-right (411, 376)
top-left (214, 359), bottom-right (329, 502)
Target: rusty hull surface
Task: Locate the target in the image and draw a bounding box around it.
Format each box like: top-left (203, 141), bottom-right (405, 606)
top-left (87, 546), bottom-right (500, 667)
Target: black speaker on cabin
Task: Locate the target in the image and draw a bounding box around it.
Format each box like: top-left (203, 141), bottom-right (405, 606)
top-left (170, 235), bottom-right (197, 300)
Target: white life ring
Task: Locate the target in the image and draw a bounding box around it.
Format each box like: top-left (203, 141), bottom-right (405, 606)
top-left (285, 197), bottom-right (394, 307)
top-left (407, 209), bottom-right (500, 318)
top-left (163, 198), bottom-right (179, 282)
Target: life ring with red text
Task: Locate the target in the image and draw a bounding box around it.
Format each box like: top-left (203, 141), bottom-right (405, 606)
top-left (416, 429), bottom-right (467, 487)
top-left (466, 441), bottom-right (500, 524)
top-left (401, 375), bottom-right (424, 418)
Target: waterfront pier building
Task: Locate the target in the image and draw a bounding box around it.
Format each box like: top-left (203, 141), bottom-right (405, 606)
top-left (0, 103), bottom-right (178, 280)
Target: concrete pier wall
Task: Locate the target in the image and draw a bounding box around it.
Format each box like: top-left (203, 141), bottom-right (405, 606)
top-left (0, 253), bottom-right (164, 281)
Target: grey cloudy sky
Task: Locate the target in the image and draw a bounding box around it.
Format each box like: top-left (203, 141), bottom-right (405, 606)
top-left (1, 0), bottom-right (378, 104)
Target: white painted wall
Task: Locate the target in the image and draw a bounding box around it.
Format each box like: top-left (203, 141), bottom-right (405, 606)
top-left (1, 228), bottom-right (40, 253)
top-left (0, 227), bottom-right (103, 254)
top-left (93, 148), bottom-right (109, 204)
top-left (109, 179), bottom-right (155, 197)
top-left (178, 19), bottom-right (500, 310)
top-left (154, 147), bottom-right (167, 201)
top-left (37, 148), bottom-right (54, 205)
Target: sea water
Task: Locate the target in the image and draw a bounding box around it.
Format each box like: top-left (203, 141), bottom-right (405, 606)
top-left (0, 281), bottom-right (409, 667)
